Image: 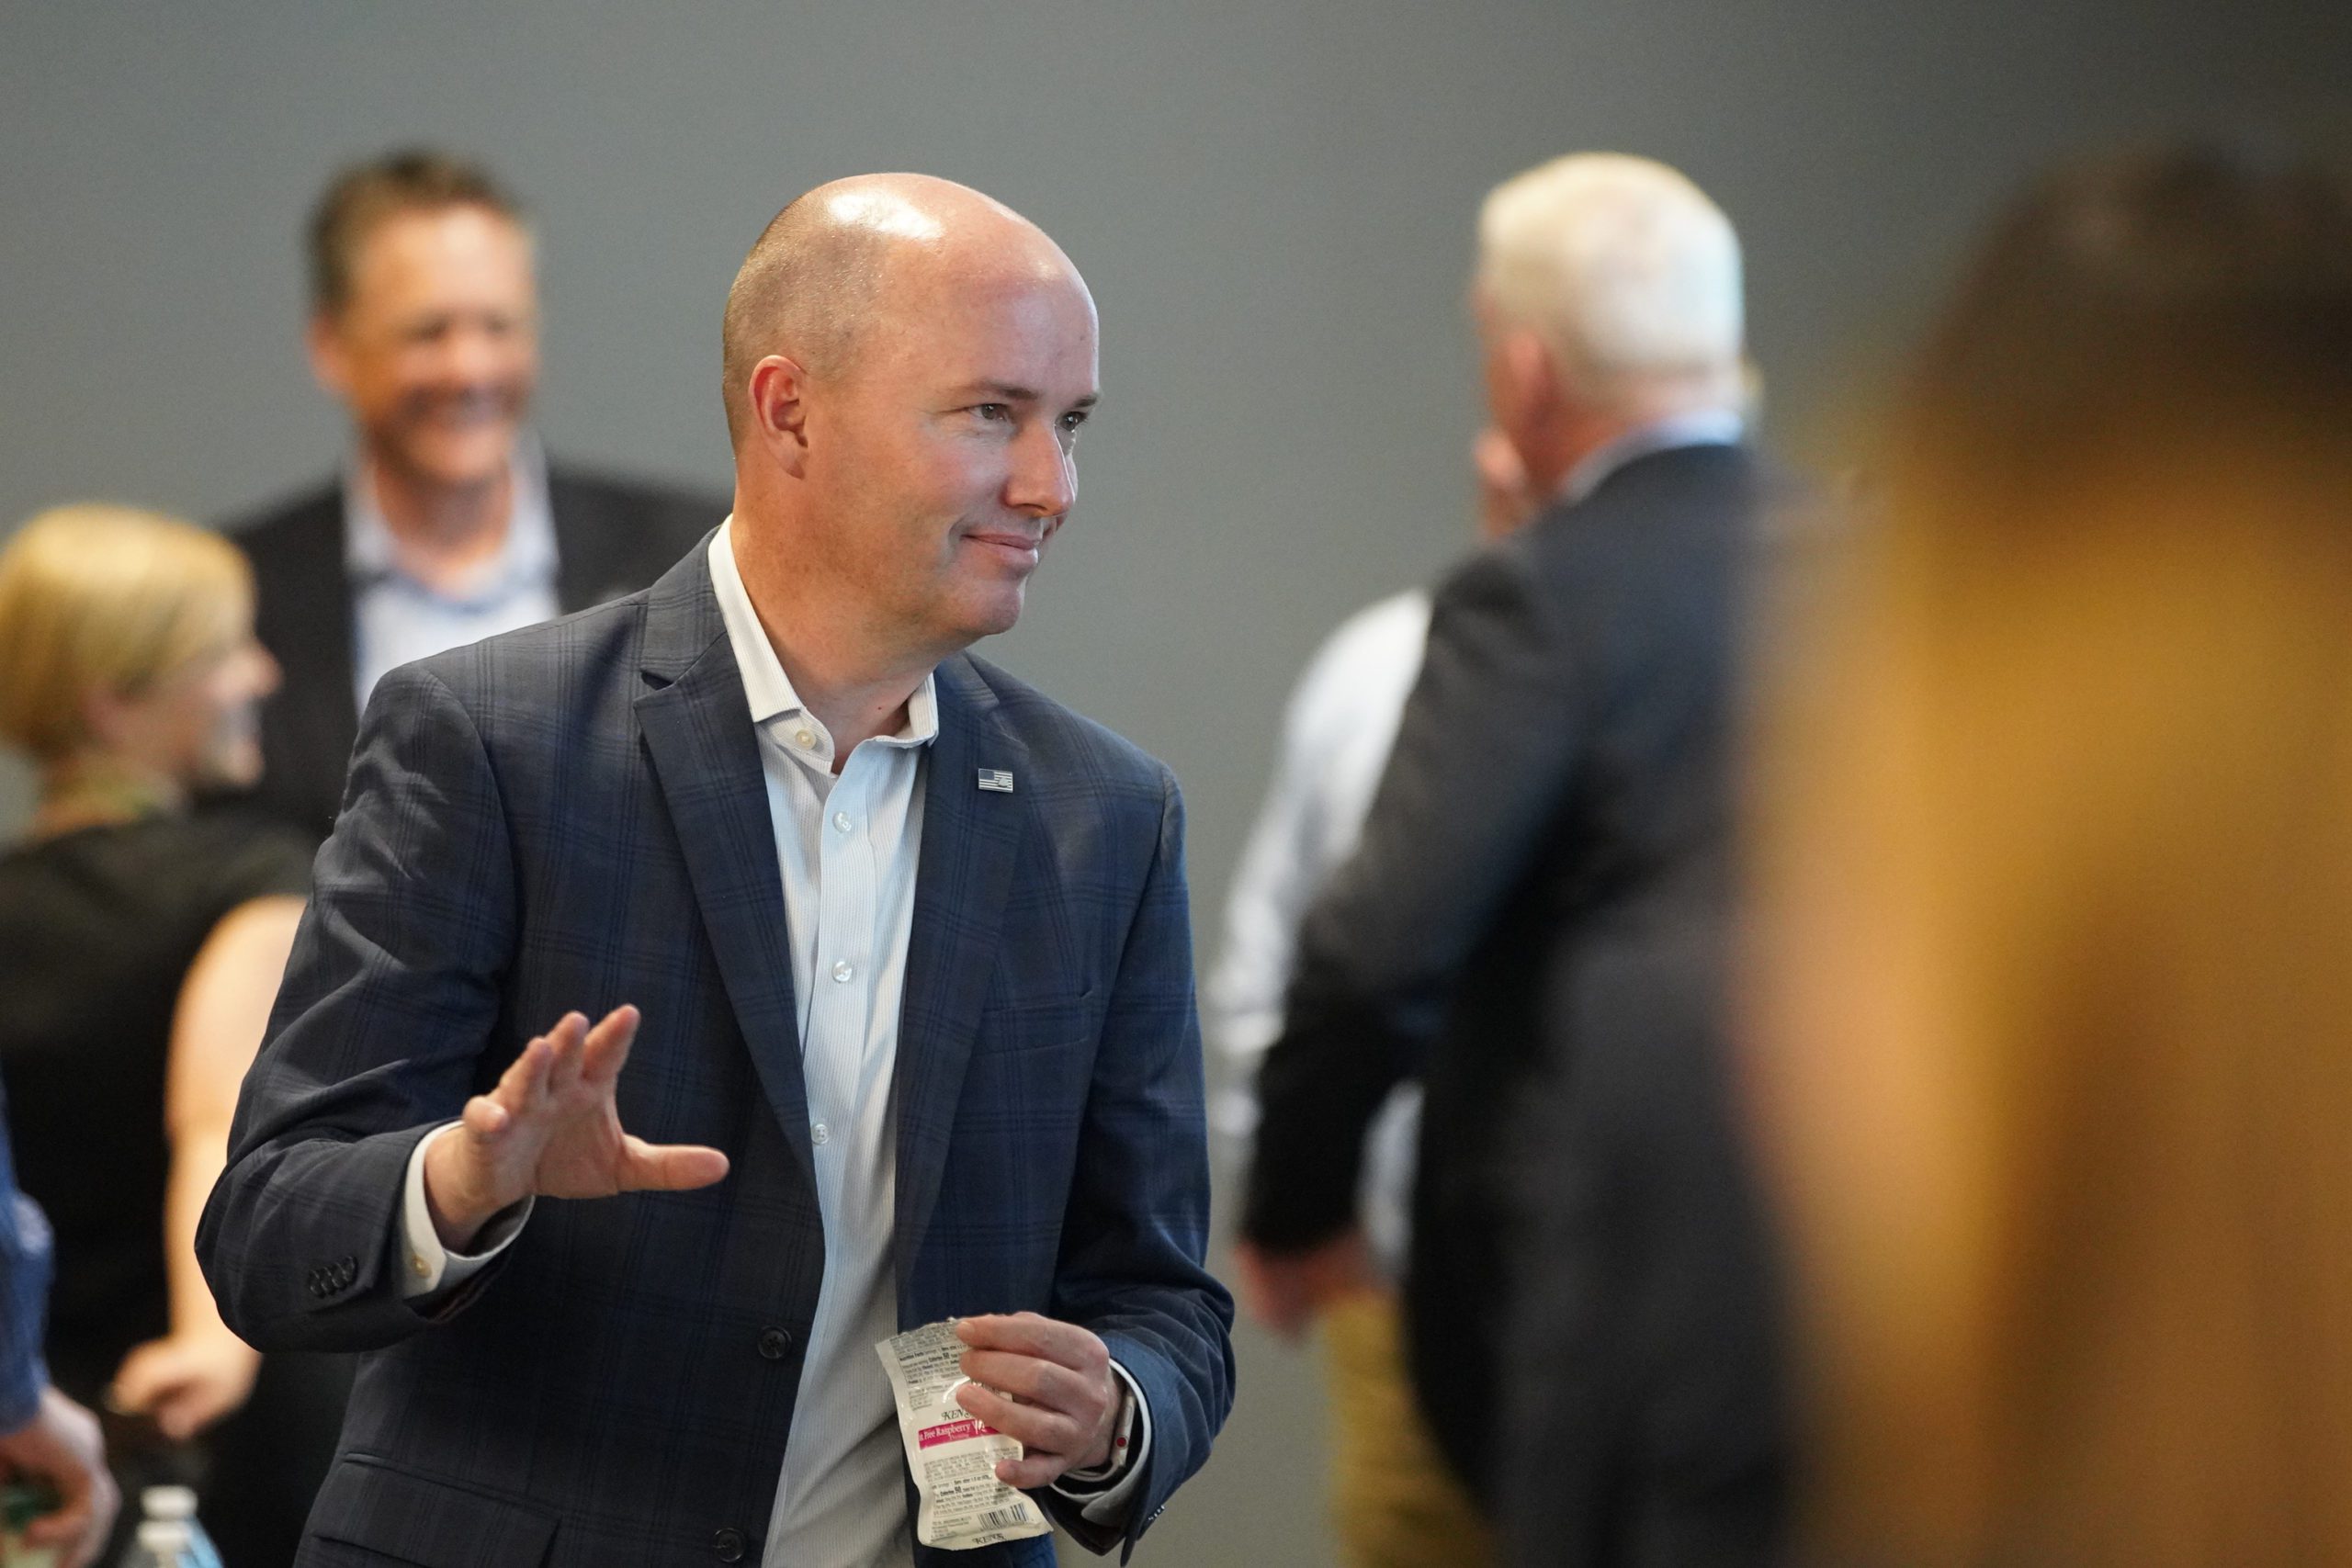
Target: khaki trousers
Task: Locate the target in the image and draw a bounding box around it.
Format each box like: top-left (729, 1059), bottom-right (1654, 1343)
top-left (1320, 1290), bottom-right (1496, 1568)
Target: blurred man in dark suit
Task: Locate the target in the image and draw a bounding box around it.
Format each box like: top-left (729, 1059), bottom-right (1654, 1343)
top-left (1239, 153), bottom-right (1784, 1559)
top-left (226, 150), bottom-right (719, 840)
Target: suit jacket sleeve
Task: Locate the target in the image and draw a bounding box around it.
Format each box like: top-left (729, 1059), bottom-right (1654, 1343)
top-left (198, 660), bottom-right (521, 1351)
top-left (1043, 768), bottom-right (1237, 1558)
top-left (1243, 537), bottom-right (1588, 1248)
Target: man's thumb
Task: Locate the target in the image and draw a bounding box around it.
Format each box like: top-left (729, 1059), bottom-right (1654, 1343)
top-left (622, 1139), bottom-right (729, 1192)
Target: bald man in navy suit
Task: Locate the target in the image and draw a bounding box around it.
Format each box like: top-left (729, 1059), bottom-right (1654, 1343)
top-left (202, 174), bottom-right (1232, 1568)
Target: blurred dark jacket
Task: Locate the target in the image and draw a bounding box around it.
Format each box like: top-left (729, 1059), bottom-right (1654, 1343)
top-left (1242, 440), bottom-right (1777, 1500)
top-left (1500, 913), bottom-right (1786, 1568)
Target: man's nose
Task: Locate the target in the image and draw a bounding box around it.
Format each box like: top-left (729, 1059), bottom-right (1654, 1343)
top-left (1004, 422), bottom-right (1077, 518)
top-left (436, 322), bottom-right (512, 387)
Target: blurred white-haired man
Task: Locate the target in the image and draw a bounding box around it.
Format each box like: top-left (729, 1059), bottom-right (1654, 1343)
top-left (1238, 152), bottom-right (1785, 1565)
top-left (1472, 152), bottom-right (1748, 510)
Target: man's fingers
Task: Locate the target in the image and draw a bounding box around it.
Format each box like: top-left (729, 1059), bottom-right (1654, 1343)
top-left (618, 1136), bottom-right (729, 1193)
top-left (540, 1011), bottom-right (591, 1097)
top-left (955, 1312), bottom-right (1104, 1374)
top-left (953, 1318), bottom-right (1116, 1475)
top-left (460, 1091), bottom-right (513, 1139)
top-left (488, 1033), bottom-right (553, 1120)
top-left (954, 1380), bottom-right (1086, 1464)
top-left (957, 1348), bottom-right (1092, 1414)
top-left (994, 1453), bottom-right (1069, 1490)
top-left (580, 1004), bottom-right (641, 1085)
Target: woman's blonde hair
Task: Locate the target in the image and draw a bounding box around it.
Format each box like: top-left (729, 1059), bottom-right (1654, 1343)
top-left (0, 503), bottom-right (255, 762)
top-left (1748, 143), bottom-right (2352, 1568)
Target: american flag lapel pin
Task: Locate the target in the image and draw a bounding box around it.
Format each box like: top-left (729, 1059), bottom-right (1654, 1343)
top-left (977, 768), bottom-right (1015, 794)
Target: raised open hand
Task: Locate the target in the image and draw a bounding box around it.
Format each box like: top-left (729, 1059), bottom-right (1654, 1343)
top-left (421, 1006), bottom-right (730, 1249)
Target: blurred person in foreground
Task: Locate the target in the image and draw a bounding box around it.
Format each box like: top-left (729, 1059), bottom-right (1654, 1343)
top-left (1747, 141), bottom-right (2352, 1568)
top-left (0, 1082), bottom-right (115, 1568)
top-left (1205, 426), bottom-right (1532, 1568)
top-left (227, 149), bottom-right (718, 843)
top-left (198, 174), bottom-right (1230, 1566)
top-left (0, 505), bottom-right (339, 1563)
top-left (1239, 149), bottom-right (1778, 1527)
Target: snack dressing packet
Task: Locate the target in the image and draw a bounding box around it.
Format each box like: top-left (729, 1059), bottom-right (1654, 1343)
top-left (876, 1320), bottom-right (1053, 1550)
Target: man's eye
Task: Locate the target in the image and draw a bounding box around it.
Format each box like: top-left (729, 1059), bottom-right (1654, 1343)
top-left (1057, 410), bottom-right (1091, 434)
top-left (971, 403), bottom-right (1012, 423)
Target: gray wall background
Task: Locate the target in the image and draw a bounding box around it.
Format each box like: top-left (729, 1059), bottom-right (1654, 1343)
top-left (3, 3), bottom-right (2345, 1562)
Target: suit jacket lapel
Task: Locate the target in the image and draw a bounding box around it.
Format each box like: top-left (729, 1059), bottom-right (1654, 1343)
top-left (894, 657), bottom-right (1027, 1292)
top-left (633, 548), bottom-right (814, 1176)
top-left (247, 489), bottom-right (360, 833)
top-left (551, 468), bottom-right (633, 612)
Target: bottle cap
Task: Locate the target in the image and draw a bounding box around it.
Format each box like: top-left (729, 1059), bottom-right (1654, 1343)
top-left (136, 1520), bottom-right (191, 1550)
top-left (141, 1486), bottom-right (198, 1521)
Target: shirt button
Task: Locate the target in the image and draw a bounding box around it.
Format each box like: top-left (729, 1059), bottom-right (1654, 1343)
top-left (794, 728), bottom-right (815, 749)
top-left (832, 811), bottom-right (853, 833)
top-left (410, 1255), bottom-right (430, 1279)
top-left (831, 960), bottom-right (854, 983)
top-left (810, 1122), bottom-right (830, 1145)
top-left (757, 1325), bottom-right (793, 1360)
top-left (711, 1527), bottom-right (746, 1562)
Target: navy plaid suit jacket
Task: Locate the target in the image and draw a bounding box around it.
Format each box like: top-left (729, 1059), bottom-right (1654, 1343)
top-left (198, 540), bottom-right (1234, 1567)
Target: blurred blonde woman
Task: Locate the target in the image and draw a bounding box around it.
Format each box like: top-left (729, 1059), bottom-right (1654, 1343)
top-left (1747, 145), bottom-right (2352, 1567)
top-left (0, 505), bottom-right (343, 1564)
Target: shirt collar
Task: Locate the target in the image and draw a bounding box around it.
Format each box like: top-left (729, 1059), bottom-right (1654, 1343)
top-left (1556, 408), bottom-right (1746, 507)
top-left (707, 518), bottom-right (939, 753)
top-left (343, 434), bottom-right (558, 604)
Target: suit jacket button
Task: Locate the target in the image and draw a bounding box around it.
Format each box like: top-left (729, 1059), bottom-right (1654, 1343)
top-left (757, 1326), bottom-right (792, 1360)
top-left (710, 1527), bottom-right (746, 1562)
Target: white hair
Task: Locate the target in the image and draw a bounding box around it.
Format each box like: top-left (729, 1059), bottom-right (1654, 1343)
top-left (1477, 153), bottom-right (1745, 411)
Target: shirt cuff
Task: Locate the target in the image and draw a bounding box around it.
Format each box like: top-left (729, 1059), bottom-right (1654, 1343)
top-left (399, 1123), bottom-right (533, 1300)
top-left (1049, 1359), bottom-right (1152, 1523)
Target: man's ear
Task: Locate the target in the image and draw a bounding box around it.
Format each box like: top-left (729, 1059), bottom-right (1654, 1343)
top-left (1498, 327), bottom-right (1562, 428)
top-left (746, 355), bottom-right (817, 479)
top-left (305, 313), bottom-right (350, 400)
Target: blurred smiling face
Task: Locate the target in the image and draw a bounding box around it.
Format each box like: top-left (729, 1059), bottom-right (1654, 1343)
top-left (309, 204), bottom-right (539, 491)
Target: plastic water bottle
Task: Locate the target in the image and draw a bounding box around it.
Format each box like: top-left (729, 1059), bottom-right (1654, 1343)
top-left (135, 1487), bottom-right (223, 1568)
